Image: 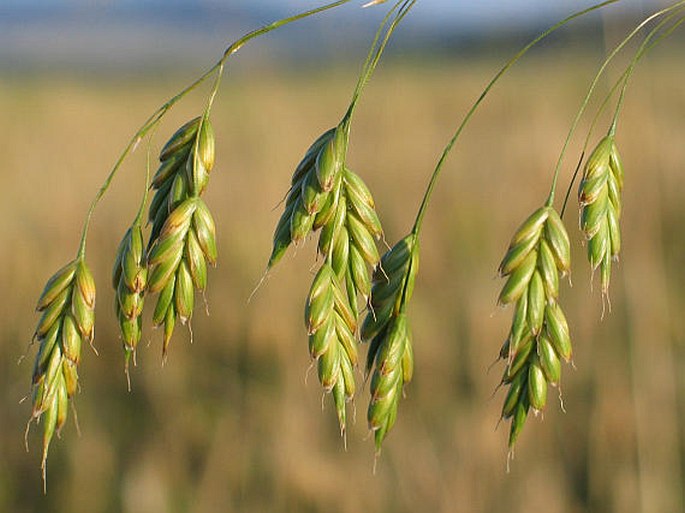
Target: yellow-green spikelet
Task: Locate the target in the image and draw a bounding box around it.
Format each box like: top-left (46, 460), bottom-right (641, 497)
top-left (30, 259), bottom-right (95, 482)
top-left (112, 224), bottom-right (147, 374)
top-left (305, 264), bottom-right (358, 432)
top-left (146, 117), bottom-right (216, 358)
top-left (578, 135), bottom-right (624, 296)
top-left (496, 206), bottom-right (572, 449)
top-left (363, 234), bottom-right (418, 451)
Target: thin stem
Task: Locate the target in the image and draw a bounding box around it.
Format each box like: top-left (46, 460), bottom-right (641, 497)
top-left (344, 0), bottom-right (416, 126)
top-left (411, 0), bottom-right (623, 238)
top-left (609, 8), bottom-right (685, 135)
top-left (132, 129), bottom-right (158, 227)
top-left (76, 0), bottom-right (352, 258)
top-left (545, 0), bottom-right (685, 208)
top-left (559, 10), bottom-right (685, 217)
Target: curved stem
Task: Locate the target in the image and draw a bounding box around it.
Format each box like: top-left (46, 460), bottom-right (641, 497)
top-left (411, 0), bottom-right (622, 238)
top-left (132, 128), bottom-right (158, 227)
top-left (545, 0), bottom-right (685, 208)
top-left (343, 0), bottom-right (416, 128)
top-left (609, 8), bottom-right (685, 135)
top-left (559, 9), bottom-right (685, 217)
top-left (76, 0), bottom-right (353, 258)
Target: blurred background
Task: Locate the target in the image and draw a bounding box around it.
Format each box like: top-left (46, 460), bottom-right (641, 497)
top-left (1, 1), bottom-right (685, 512)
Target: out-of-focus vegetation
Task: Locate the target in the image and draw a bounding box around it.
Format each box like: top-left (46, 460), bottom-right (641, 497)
top-left (1, 49), bottom-right (684, 512)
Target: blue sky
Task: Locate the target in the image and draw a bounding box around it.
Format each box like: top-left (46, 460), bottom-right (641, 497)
top-left (0, 0), bottom-right (662, 70)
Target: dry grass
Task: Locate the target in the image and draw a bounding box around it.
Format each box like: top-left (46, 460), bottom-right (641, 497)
top-left (2, 49), bottom-right (685, 512)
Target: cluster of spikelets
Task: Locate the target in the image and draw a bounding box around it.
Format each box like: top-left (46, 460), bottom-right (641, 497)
top-left (578, 135), bottom-right (624, 300)
top-left (28, 116), bottom-right (217, 481)
top-left (28, 259), bottom-right (95, 481)
top-left (495, 206), bottom-right (573, 449)
top-left (270, 122), bottom-right (407, 438)
top-left (113, 116), bottom-right (217, 364)
top-left (362, 234), bottom-right (419, 450)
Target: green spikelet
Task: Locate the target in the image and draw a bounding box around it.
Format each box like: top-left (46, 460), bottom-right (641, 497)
top-left (146, 117), bottom-right (217, 359)
top-left (30, 258), bottom-right (96, 485)
top-left (362, 234), bottom-right (419, 451)
top-left (578, 135), bottom-right (624, 297)
top-left (112, 225), bottom-right (147, 378)
top-left (496, 206), bottom-right (572, 450)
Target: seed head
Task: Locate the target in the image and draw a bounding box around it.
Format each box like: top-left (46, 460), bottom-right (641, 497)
top-left (495, 206), bottom-right (572, 449)
top-left (578, 135), bottom-right (624, 297)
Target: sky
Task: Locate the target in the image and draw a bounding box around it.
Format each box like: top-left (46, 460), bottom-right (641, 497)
top-left (0, 0), bottom-right (667, 71)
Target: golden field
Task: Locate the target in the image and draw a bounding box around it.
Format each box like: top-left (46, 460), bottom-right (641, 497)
top-left (1, 48), bottom-right (684, 513)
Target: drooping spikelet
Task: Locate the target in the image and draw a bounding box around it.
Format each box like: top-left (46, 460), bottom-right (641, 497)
top-left (146, 116), bottom-right (217, 358)
top-left (29, 259), bottom-right (96, 483)
top-left (495, 206), bottom-right (572, 449)
top-left (112, 224), bottom-right (147, 379)
top-left (305, 264), bottom-right (358, 431)
top-left (578, 135), bottom-right (624, 297)
top-left (268, 125), bottom-right (346, 268)
top-left (319, 168), bottom-right (383, 311)
top-left (362, 234), bottom-right (419, 451)
top-left (270, 123), bottom-right (384, 434)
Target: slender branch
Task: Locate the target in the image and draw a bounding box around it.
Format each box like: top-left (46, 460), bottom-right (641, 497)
top-left (344, 0), bottom-right (416, 128)
top-left (76, 0), bottom-right (353, 258)
top-left (411, 0), bottom-right (623, 238)
top-left (545, 0), bottom-right (685, 207)
top-left (559, 9), bottom-right (685, 217)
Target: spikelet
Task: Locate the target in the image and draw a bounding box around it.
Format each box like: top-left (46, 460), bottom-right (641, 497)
top-left (146, 116), bottom-right (217, 359)
top-left (269, 123), bottom-right (386, 435)
top-left (362, 234), bottom-right (419, 451)
top-left (578, 135), bottom-right (624, 298)
top-left (305, 264), bottom-right (358, 432)
top-left (268, 125), bottom-right (346, 268)
top-left (495, 206), bottom-right (572, 450)
top-left (29, 259), bottom-right (96, 485)
top-left (112, 224), bottom-right (147, 380)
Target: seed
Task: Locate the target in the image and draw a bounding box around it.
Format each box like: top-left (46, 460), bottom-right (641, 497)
top-left (185, 230), bottom-right (208, 290)
top-left (301, 168), bottom-right (328, 215)
top-left (315, 125), bottom-right (345, 192)
top-left (34, 288), bottom-right (70, 340)
top-left (538, 240), bottom-right (559, 299)
top-left (501, 369), bottom-right (527, 419)
top-left (174, 261), bottom-right (194, 325)
top-left (538, 333), bottom-right (561, 385)
top-left (305, 266), bottom-right (335, 334)
top-left (508, 398), bottom-right (530, 447)
top-left (159, 117), bottom-right (201, 161)
top-left (527, 271), bottom-right (545, 335)
top-left (36, 261), bottom-right (77, 311)
top-left (507, 332), bottom-right (532, 379)
top-left (153, 276), bottom-right (176, 326)
top-left (268, 203), bottom-right (295, 269)
top-left (508, 294), bottom-right (528, 355)
top-left (544, 208), bottom-right (571, 275)
top-left (545, 301), bottom-right (572, 361)
top-left (309, 316), bottom-right (336, 359)
top-left (331, 226), bottom-right (350, 277)
top-left (147, 247), bottom-right (183, 294)
top-left (527, 358), bottom-right (547, 411)
top-left (347, 213), bottom-right (380, 266)
top-left (498, 249), bottom-right (537, 305)
top-left (499, 233), bottom-right (540, 277)
top-left (510, 206), bottom-right (549, 246)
